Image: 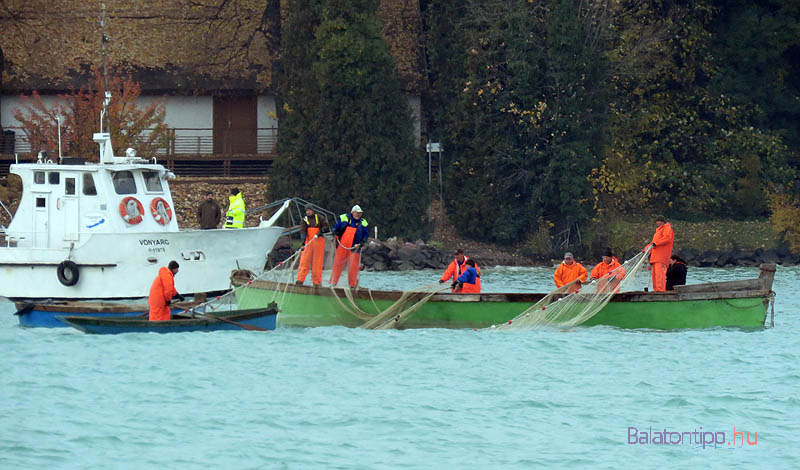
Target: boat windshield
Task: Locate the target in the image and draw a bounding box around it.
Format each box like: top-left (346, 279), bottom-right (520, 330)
top-left (112, 171), bottom-right (137, 195)
top-left (143, 171), bottom-right (163, 193)
top-left (83, 173), bottom-right (97, 196)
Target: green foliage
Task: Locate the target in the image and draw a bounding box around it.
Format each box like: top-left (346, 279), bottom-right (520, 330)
top-left (521, 218), bottom-right (556, 260)
top-left (433, 0), bottom-right (608, 244)
top-left (708, 0), bottom-right (800, 150)
top-left (768, 191), bottom-right (800, 253)
top-left (271, 0), bottom-right (429, 239)
top-left (591, 0), bottom-right (796, 218)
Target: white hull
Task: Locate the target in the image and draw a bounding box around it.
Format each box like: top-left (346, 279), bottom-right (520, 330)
top-left (0, 226), bottom-right (284, 300)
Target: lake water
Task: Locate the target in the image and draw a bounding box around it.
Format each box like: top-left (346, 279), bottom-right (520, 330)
top-left (1, 266), bottom-right (798, 469)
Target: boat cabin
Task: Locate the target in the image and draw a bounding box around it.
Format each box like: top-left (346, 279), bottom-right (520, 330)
top-left (2, 133), bottom-right (178, 249)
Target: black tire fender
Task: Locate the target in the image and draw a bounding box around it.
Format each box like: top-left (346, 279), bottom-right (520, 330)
top-left (57, 260), bottom-right (80, 287)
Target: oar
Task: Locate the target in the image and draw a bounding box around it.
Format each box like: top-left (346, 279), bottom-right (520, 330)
top-left (13, 302), bottom-right (36, 316)
top-left (183, 309), bottom-right (269, 331)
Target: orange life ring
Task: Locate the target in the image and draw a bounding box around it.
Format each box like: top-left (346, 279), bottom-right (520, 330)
top-left (119, 197), bottom-right (144, 225)
top-left (150, 197), bottom-right (173, 225)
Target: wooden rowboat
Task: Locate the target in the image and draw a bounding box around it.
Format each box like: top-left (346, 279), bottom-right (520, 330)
top-left (231, 265), bottom-right (777, 330)
top-left (58, 303), bottom-right (279, 334)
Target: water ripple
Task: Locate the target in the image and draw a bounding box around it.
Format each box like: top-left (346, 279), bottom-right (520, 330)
top-left (1, 266), bottom-right (799, 468)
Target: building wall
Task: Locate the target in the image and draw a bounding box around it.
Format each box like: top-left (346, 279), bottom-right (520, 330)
top-left (1, 94), bottom-right (64, 129)
top-left (2, 93), bottom-right (420, 153)
top-left (138, 95), bottom-right (213, 130)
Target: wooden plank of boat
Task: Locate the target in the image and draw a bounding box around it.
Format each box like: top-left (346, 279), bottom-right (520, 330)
top-left (58, 305), bottom-right (278, 334)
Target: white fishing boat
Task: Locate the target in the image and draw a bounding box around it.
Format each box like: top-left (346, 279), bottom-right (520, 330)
top-left (0, 132), bottom-right (287, 300)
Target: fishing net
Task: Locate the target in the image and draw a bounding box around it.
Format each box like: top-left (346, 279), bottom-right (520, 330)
top-left (494, 247), bottom-right (653, 331)
top-left (244, 235), bottom-right (450, 329)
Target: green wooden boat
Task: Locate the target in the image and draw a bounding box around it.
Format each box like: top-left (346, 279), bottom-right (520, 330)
top-left (231, 264), bottom-right (777, 330)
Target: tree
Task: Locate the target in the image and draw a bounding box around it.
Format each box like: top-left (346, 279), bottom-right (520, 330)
top-left (434, 0), bottom-right (610, 244)
top-left (271, 0), bottom-right (429, 239)
top-left (13, 69), bottom-right (168, 160)
top-left (708, 0), bottom-right (800, 151)
top-left (591, 0), bottom-right (795, 218)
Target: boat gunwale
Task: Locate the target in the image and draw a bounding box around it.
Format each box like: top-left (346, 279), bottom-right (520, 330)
top-left (235, 279), bottom-right (773, 304)
top-left (58, 307), bottom-right (277, 327)
top-left (15, 300), bottom-right (203, 314)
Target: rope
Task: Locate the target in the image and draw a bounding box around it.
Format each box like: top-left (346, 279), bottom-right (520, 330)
top-left (359, 283), bottom-right (449, 329)
top-left (184, 241), bottom-right (307, 317)
top-left (495, 246), bottom-right (653, 331)
top-left (769, 291), bottom-right (776, 328)
top-left (361, 284), bottom-right (451, 330)
top-left (327, 285), bottom-right (375, 321)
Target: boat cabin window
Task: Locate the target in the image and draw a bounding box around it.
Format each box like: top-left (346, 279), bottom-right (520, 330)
top-left (143, 171), bottom-right (163, 193)
top-left (112, 171), bottom-right (137, 195)
top-left (36, 197), bottom-right (46, 208)
top-left (48, 172), bottom-right (60, 185)
top-left (34, 172), bottom-right (45, 184)
top-left (65, 178), bottom-right (76, 195)
top-left (83, 173), bottom-right (97, 196)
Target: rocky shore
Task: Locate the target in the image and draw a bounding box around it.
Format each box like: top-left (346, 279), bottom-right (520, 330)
top-left (268, 236), bottom-right (799, 270)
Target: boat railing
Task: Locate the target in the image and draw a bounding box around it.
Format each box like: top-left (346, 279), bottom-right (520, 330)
top-left (0, 199), bottom-right (12, 220)
top-left (0, 231), bottom-right (32, 248)
top-left (247, 197), bottom-right (337, 236)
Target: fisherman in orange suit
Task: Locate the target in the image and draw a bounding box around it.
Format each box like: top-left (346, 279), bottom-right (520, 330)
top-left (296, 205), bottom-right (329, 287)
top-left (439, 249), bottom-right (481, 293)
top-left (329, 205), bottom-right (369, 288)
top-left (590, 249), bottom-right (626, 293)
top-left (553, 252), bottom-right (588, 292)
top-left (148, 260), bottom-right (182, 321)
top-left (644, 215), bottom-right (675, 292)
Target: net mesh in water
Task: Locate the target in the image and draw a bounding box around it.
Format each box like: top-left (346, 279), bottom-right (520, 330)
top-left (493, 248), bottom-right (653, 331)
top-left (247, 239), bottom-right (450, 329)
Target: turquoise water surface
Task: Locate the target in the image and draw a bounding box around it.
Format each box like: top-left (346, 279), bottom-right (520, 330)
top-left (1, 266), bottom-right (798, 469)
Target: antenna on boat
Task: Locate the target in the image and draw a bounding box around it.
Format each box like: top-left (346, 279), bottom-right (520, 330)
top-left (94, 3), bottom-right (117, 164)
top-left (99, 4), bottom-right (110, 134)
top-left (57, 115), bottom-right (63, 162)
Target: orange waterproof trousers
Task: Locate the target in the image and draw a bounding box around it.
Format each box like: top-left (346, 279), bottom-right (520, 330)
top-left (329, 246), bottom-right (361, 288)
top-left (296, 236), bottom-right (325, 286)
top-left (651, 262), bottom-right (667, 292)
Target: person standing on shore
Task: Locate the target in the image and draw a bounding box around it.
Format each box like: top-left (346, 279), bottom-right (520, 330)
top-left (296, 205), bottom-right (329, 287)
top-left (644, 215), bottom-right (675, 292)
top-left (197, 191), bottom-right (221, 229)
top-left (148, 260), bottom-right (183, 321)
top-left (666, 255), bottom-right (687, 290)
top-left (553, 252), bottom-right (587, 292)
top-left (329, 205), bottom-right (369, 288)
top-left (224, 187), bottom-right (245, 229)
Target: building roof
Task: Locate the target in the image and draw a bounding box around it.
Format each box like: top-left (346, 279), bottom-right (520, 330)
top-left (0, 0), bottom-right (424, 94)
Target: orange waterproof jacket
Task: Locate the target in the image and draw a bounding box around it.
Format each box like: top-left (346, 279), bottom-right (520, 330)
top-left (647, 223), bottom-right (675, 265)
top-left (441, 257), bottom-right (479, 282)
top-left (553, 262), bottom-right (588, 288)
top-left (148, 267), bottom-right (177, 321)
top-left (590, 259), bottom-right (622, 280)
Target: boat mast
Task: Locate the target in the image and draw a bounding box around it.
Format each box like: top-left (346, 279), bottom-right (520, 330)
top-left (99, 4), bottom-right (111, 134)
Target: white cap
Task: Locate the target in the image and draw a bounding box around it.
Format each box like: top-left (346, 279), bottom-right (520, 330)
top-left (351, 205), bottom-right (363, 213)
